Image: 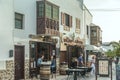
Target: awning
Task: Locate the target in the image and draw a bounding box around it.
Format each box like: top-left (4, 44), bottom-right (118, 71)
top-left (98, 47), bottom-right (107, 52)
top-left (85, 45), bottom-right (99, 51)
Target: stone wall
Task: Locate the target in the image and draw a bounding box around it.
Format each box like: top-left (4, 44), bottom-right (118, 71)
top-left (25, 59), bottom-right (29, 79)
top-left (0, 60), bottom-right (14, 80)
top-left (0, 59), bottom-right (30, 80)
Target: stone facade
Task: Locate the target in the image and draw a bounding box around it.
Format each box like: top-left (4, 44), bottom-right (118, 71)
top-left (25, 59), bottom-right (29, 79)
top-left (0, 59), bottom-right (30, 80)
top-left (0, 60), bottom-right (14, 80)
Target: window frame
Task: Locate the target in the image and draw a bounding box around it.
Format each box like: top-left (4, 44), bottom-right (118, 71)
top-left (61, 12), bottom-right (72, 29)
top-left (53, 6), bottom-right (59, 21)
top-left (38, 2), bottom-right (44, 17)
top-left (65, 14), bottom-right (70, 27)
top-left (15, 13), bottom-right (24, 29)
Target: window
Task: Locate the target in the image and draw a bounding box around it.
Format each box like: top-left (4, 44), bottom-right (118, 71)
top-left (75, 18), bottom-right (80, 33)
top-left (65, 14), bottom-right (70, 26)
top-left (86, 25), bottom-right (89, 35)
top-left (91, 30), bottom-right (97, 37)
top-left (37, 1), bottom-right (59, 20)
top-left (76, 18), bottom-right (80, 29)
top-left (38, 3), bottom-right (44, 17)
top-left (45, 3), bottom-right (52, 18)
top-left (53, 6), bottom-right (59, 20)
top-left (61, 12), bottom-right (72, 27)
top-left (15, 13), bottom-right (23, 29)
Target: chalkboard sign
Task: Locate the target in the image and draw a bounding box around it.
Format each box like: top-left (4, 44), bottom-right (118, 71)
top-left (116, 64), bottom-right (120, 80)
top-left (98, 59), bottom-right (109, 77)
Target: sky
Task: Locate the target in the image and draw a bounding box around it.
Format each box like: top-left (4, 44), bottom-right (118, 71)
top-left (84, 0), bottom-right (120, 42)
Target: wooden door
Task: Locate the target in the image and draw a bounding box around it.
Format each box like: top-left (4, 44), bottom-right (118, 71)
top-left (67, 46), bottom-right (73, 68)
top-left (14, 45), bottom-right (25, 80)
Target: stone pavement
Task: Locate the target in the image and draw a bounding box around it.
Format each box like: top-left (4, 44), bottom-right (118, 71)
top-left (29, 69), bottom-right (116, 80)
top-left (51, 72), bottom-right (116, 80)
top-left (51, 62), bottom-right (116, 80)
top-left (29, 62), bottom-right (116, 80)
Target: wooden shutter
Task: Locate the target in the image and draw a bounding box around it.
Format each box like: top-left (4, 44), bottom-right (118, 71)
top-left (79, 19), bottom-right (80, 29)
top-left (76, 18), bottom-right (80, 29)
top-left (69, 16), bottom-right (72, 27)
top-left (61, 12), bottom-right (65, 25)
top-left (76, 18), bottom-right (78, 29)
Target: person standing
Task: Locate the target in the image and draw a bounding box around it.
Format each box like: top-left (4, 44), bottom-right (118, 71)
top-left (78, 54), bottom-right (84, 67)
top-left (50, 55), bottom-right (56, 78)
top-left (90, 56), bottom-right (95, 75)
top-left (115, 57), bottom-right (119, 64)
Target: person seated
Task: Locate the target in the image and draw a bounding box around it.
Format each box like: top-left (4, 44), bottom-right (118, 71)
top-left (70, 58), bottom-right (78, 68)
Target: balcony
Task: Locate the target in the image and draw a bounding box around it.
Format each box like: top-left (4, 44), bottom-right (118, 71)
top-left (37, 18), bottom-right (59, 36)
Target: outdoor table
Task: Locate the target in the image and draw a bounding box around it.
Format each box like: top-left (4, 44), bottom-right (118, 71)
top-left (77, 67), bottom-right (92, 76)
top-left (66, 67), bottom-right (92, 80)
top-left (77, 67), bottom-right (92, 72)
top-left (66, 68), bottom-right (84, 80)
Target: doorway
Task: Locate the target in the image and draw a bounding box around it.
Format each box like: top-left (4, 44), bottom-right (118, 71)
top-left (14, 45), bottom-right (25, 80)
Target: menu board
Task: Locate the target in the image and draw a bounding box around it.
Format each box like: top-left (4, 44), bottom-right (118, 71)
top-left (116, 64), bottom-right (120, 80)
top-left (98, 59), bottom-right (109, 76)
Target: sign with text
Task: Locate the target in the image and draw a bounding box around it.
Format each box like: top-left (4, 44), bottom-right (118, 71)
top-left (98, 59), bottom-right (109, 76)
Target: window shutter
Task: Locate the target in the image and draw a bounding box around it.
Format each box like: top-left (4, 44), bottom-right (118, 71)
top-left (79, 19), bottom-right (80, 29)
top-left (76, 18), bottom-right (77, 29)
top-left (69, 16), bottom-right (72, 27)
top-left (61, 12), bottom-right (65, 25)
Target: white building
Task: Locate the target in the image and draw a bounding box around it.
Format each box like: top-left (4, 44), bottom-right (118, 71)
top-left (0, 0), bottom-right (14, 60)
top-left (0, 0), bottom-right (93, 79)
top-left (83, 5), bottom-right (93, 45)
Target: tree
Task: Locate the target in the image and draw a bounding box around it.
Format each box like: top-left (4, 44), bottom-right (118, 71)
top-left (105, 50), bottom-right (116, 58)
top-left (109, 41), bottom-right (120, 57)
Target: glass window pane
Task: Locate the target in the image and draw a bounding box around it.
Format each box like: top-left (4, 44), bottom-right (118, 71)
top-left (53, 7), bottom-right (59, 20)
top-left (65, 14), bottom-right (69, 26)
top-left (15, 20), bottom-right (22, 29)
top-left (15, 13), bottom-right (23, 29)
top-left (15, 13), bottom-right (22, 20)
top-left (45, 3), bottom-right (52, 18)
top-left (38, 3), bottom-right (44, 17)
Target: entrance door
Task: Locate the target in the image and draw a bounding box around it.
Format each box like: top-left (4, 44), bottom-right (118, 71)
top-left (14, 45), bottom-right (25, 80)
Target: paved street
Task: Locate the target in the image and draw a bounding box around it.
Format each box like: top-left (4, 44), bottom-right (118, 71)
top-left (50, 62), bottom-right (116, 80)
top-left (29, 62), bottom-right (116, 80)
top-left (53, 72), bottom-right (116, 80)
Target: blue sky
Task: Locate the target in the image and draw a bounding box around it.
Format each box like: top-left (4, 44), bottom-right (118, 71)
top-left (84, 0), bottom-right (120, 42)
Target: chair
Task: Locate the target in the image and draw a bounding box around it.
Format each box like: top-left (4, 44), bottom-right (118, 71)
top-left (78, 70), bottom-right (87, 80)
top-left (86, 67), bottom-right (92, 76)
top-left (66, 69), bottom-right (74, 80)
